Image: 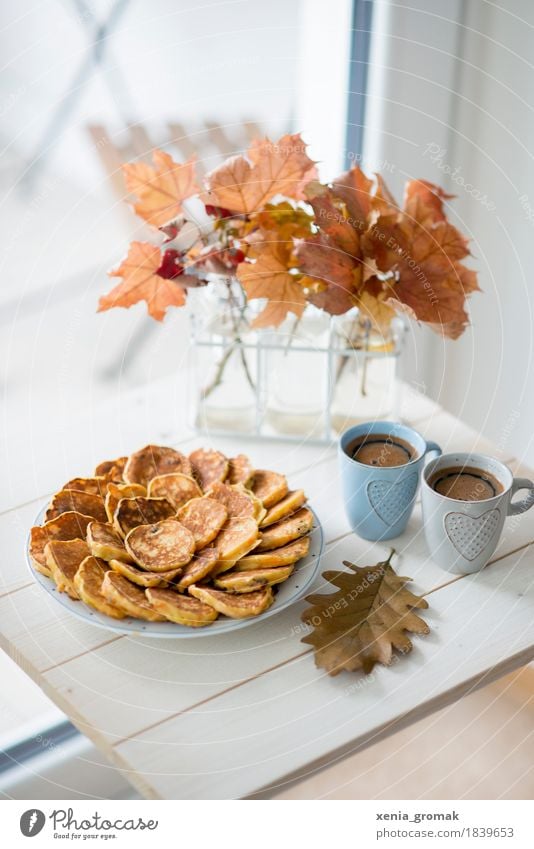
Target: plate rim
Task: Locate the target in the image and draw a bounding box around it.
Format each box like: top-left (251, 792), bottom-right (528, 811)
top-left (26, 503), bottom-right (324, 638)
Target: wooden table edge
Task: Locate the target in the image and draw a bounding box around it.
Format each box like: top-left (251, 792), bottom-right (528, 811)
top-left (244, 643), bottom-right (534, 800)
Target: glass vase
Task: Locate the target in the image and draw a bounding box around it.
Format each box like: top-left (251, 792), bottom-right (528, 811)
top-left (329, 311), bottom-right (404, 433)
top-left (189, 286), bottom-right (405, 442)
top-left (262, 306), bottom-right (332, 438)
top-left (189, 279), bottom-right (257, 433)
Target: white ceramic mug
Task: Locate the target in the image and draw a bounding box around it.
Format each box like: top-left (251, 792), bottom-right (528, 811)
top-left (421, 452), bottom-right (534, 574)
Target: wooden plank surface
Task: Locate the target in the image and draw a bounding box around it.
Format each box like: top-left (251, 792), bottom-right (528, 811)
top-left (2, 379), bottom-right (534, 800)
top-left (113, 543), bottom-right (534, 799)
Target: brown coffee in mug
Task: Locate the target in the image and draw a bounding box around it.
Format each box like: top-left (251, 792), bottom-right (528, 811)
top-left (428, 465), bottom-right (504, 501)
top-left (347, 433), bottom-right (417, 467)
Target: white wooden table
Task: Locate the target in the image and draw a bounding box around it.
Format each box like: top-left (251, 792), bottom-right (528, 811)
top-left (1, 374), bottom-right (534, 800)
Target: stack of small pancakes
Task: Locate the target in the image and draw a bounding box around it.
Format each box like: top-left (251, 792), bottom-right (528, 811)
top-left (29, 445), bottom-right (313, 627)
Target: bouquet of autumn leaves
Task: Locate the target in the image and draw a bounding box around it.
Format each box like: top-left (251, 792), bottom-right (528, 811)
top-left (99, 132), bottom-right (478, 338)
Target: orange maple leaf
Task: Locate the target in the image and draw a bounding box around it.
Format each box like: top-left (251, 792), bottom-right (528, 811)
top-left (123, 150), bottom-right (198, 227)
top-left (296, 233), bottom-right (361, 315)
top-left (362, 204), bottom-right (479, 338)
top-left (404, 179), bottom-right (454, 224)
top-left (331, 165), bottom-right (375, 224)
top-left (294, 171), bottom-right (395, 317)
top-left (98, 242), bottom-right (197, 321)
top-left (236, 242), bottom-right (306, 328)
top-left (202, 133), bottom-right (317, 214)
top-left (295, 181), bottom-right (364, 315)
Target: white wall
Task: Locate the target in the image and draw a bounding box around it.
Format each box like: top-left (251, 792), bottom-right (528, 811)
top-left (364, 0), bottom-right (534, 466)
top-left (435, 0), bottom-right (534, 467)
top-left (295, 0), bottom-right (353, 179)
top-left (362, 0), bottom-right (464, 398)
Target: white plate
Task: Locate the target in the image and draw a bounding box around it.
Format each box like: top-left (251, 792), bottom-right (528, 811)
top-left (26, 505), bottom-right (324, 638)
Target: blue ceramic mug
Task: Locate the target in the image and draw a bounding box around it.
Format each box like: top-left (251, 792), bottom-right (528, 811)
top-left (338, 421), bottom-right (442, 541)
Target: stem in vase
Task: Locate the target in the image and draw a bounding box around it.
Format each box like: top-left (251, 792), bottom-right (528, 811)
top-left (360, 323), bottom-right (371, 398)
top-left (200, 279), bottom-right (256, 400)
top-left (225, 279), bottom-right (255, 392)
top-left (200, 340), bottom-right (238, 400)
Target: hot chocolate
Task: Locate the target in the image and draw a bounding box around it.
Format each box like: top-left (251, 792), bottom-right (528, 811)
top-left (348, 433), bottom-right (416, 467)
top-left (428, 465), bottom-right (504, 501)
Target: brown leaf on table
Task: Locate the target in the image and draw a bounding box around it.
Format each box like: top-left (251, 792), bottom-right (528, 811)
top-left (202, 133), bottom-right (317, 214)
top-left (123, 149), bottom-right (198, 227)
top-left (301, 550), bottom-right (429, 676)
top-left (236, 241), bottom-right (307, 328)
top-left (98, 242), bottom-right (201, 321)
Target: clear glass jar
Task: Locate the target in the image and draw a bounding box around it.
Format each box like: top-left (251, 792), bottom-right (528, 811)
top-left (189, 290), bottom-right (405, 441)
top-left (330, 310), bottom-right (404, 433)
top-left (189, 279), bottom-right (257, 432)
top-left (262, 306), bottom-right (331, 438)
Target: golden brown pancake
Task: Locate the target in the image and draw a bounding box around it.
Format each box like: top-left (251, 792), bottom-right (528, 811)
top-left (214, 565), bottom-right (294, 593)
top-left (108, 559), bottom-right (181, 588)
top-left (212, 517), bottom-right (260, 574)
top-left (206, 482), bottom-right (258, 520)
top-left (177, 497), bottom-right (228, 550)
top-left (257, 507), bottom-right (313, 552)
top-left (260, 490), bottom-right (307, 527)
top-left (147, 473), bottom-right (201, 509)
top-left (94, 456), bottom-right (127, 479)
top-left (87, 522), bottom-right (131, 563)
top-left (251, 470), bottom-right (288, 508)
top-left (105, 482), bottom-right (147, 523)
top-left (125, 518), bottom-right (195, 571)
top-left (189, 584), bottom-right (273, 618)
top-left (101, 572), bottom-right (165, 621)
top-left (227, 454), bottom-right (254, 486)
top-left (124, 445), bottom-right (192, 487)
top-left (46, 490), bottom-right (107, 523)
top-left (113, 496), bottom-right (175, 538)
top-left (189, 448), bottom-right (228, 490)
top-left (45, 538), bottom-right (90, 599)
top-left (62, 477), bottom-right (108, 497)
top-left (30, 511), bottom-right (93, 576)
top-left (147, 588), bottom-right (218, 626)
top-left (74, 557), bottom-right (125, 619)
top-left (237, 536), bottom-right (310, 570)
top-left (175, 547), bottom-right (218, 591)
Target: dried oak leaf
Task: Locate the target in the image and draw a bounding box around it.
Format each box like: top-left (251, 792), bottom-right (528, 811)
top-left (202, 133), bottom-right (317, 214)
top-left (98, 242), bottom-right (201, 321)
top-left (236, 241), bottom-right (306, 328)
top-left (123, 149), bottom-right (198, 227)
top-left (301, 551), bottom-right (429, 676)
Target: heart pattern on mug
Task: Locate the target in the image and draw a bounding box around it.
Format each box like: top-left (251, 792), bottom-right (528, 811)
top-left (367, 474), bottom-right (419, 526)
top-left (444, 509), bottom-right (501, 561)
